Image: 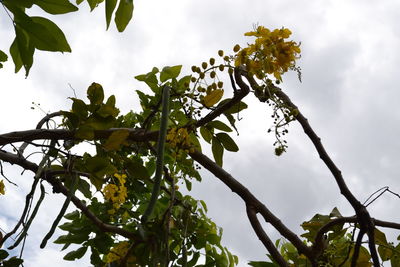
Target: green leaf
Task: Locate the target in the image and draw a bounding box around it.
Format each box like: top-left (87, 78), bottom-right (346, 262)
top-left (248, 261), bottom-right (278, 267)
top-left (126, 158), bottom-right (150, 180)
top-left (211, 137), bottom-right (223, 167)
top-left (378, 245), bottom-right (393, 262)
top-left (97, 103), bottom-right (119, 118)
top-left (114, 0), bottom-right (134, 32)
top-left (206, 233), bottom-right (221, 245)
top-left (0, 249), bottom-right (9, 260)
top-left (63, 246), bottom-right (88, 261)
top-left (77, 178), bottom-right (92, 198)
top-left (64, 210), bottom-right (80, 220)
top-left (391, 244), bottom-right (400, 267)
top-left (11, 26), bottom-right (34, 76)
top-left (204, 89), bottom-right (224, 107)
top-left (3, 0), bottom-right (33, 8)
top-left (71, 98), bottom-right (88, 119)
top-left (207, 120), bottom-right (232, 132)
top-left (34, 0), bottom-right (78, 14)
top-left (224, 100), bottom-right (248, 114)
top-left (374, 228), bottom-right (388, 246)
top-left (75, 125), bottom-right (95, 140)
top-left (184, 178), bottom-right (192, 191)
top-left (216, 133), bottom-right (239, 152)
top-left (200, 126), bottom-right (212, 143)
top-left (87, 82), bottom-right (105, 105)
top-left (84, 155), bottom-right (116, 189)
top-left (103, 129), bottom-right (130, 151)
top-left (87, 0), bottom-right (104, 11)
top-left (105, 0), bottom-right (118, 29)
top-left (329, 207), bottom-right (342, 218)
top-left (177, 75), bottom-right (192, 93)
top-left (53, 233), bottom-right (88, 244)
top-left (0, 50), bottom-right (7, 68)
top-left (160, 65), bottom-right (182, 82)
top-left (135, 71), bottom-right (159, 92)
top-left (189, 132), bottom-right (202, 152)
top-left (19, 14), bottom-right (71, 52)
top-left (3, 257), bottom-right (23, 267)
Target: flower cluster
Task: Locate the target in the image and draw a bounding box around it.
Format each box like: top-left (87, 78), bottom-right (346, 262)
top-left (102, 173), bottom-right (128, 215)
top-left (104, 241), bottom-right (134, 263)
top-left (0, 180), bottom-right (5, 195)
top-left (234, 26), bottom-right (301, 81)
top-left (166, 127), bottom-right (194, 154)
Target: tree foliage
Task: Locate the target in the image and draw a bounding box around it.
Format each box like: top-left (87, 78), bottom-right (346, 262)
top-left (1, 2), bottom-right (400, 267)
top-left (0, 0), bottom-right (134, 76)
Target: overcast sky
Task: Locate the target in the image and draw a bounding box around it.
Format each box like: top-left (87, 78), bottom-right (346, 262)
top-left (1, 0), bottom-right (400, 266)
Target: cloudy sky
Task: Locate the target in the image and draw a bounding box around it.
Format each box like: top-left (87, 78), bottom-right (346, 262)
top-left (1, 0), bottom-right (400, 266)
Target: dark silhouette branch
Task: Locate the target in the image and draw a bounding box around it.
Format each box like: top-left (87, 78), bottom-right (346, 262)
top-left (246, 204), bottom-right (289, 267)
top-left (189, 150), bottom-right (314, 261)
top-left (0, 128), bottom-right (158, 146)
top-left (351, 229), bottom-right (365, 267)
top-left (195, 66), bottom-right (250, 127)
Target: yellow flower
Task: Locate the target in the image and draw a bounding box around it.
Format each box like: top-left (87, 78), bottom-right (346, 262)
top-left (105, 241), bottom-right (131, 263)
top-left (234, 26), bottom-right (301, 82)
top-left (0, 180), bottom-right (5, 195)
top-left (114, 173), bottom-right (127, 185)
top-left (102, 173), bottom-right (128, 214)
top-left (167, 127), bottom-right (192, 150)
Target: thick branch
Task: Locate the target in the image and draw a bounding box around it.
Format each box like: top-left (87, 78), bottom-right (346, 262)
top-left (246, 205), bottom-right (289, 267)
top-left (0, 128), bottom-right (158, 146)
top-left (270, 87), bottom-right (380, 265)
top-left (0, 150), bottom-right (140, 241)
top-left (189, 150), bottom-right (313, 259)
top-left (274, 89), bottom-right (361, 209)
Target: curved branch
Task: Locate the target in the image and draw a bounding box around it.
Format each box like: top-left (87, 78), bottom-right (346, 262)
top-left (246, 205), bottom-right (289, 267)
top-left (189, 150), bottom-right (313, 260)
top-left (0, 149), bottom-right (140, 242)
top-left (247, 79), bottom-right (381, 265)
top-left (19, 111), bottom-right (64, 155)
top-left (195, 66), bottom-right (250, 127)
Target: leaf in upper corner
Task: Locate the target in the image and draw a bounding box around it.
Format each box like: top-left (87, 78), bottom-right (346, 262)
top-left (105, 0), bottom-right (118, 30)
top-left (114, 0), bottom-right (134, 32)
top-left (23, 16), bottom-right (71, 52)
top-left (34, 0), bottom-right (78, 14)
top-left (204, 89), bottom-right (224, 107)
top-left (103, 129), bottom-right (130, 151)
top-left (10, 25), bottom-right (34, 76)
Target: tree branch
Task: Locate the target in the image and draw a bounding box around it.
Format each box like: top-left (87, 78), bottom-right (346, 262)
top-left (189, 150), bottom-right (314, 260)
top-left (246, 204), bottom-right (289, 267)
top-left (0, 128), bottom-right (158, 146)
top-left (195, 66), bottom-right (250, 127)
top-left (0, 149), bottom-right (140, 243)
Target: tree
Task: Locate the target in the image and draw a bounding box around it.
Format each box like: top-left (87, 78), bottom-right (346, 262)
top-left (1, 1), bottom-right (400, 267)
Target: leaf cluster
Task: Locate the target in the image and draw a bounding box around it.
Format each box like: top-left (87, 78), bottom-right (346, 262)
top-left (0, 0), bottom-right (134, 76)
